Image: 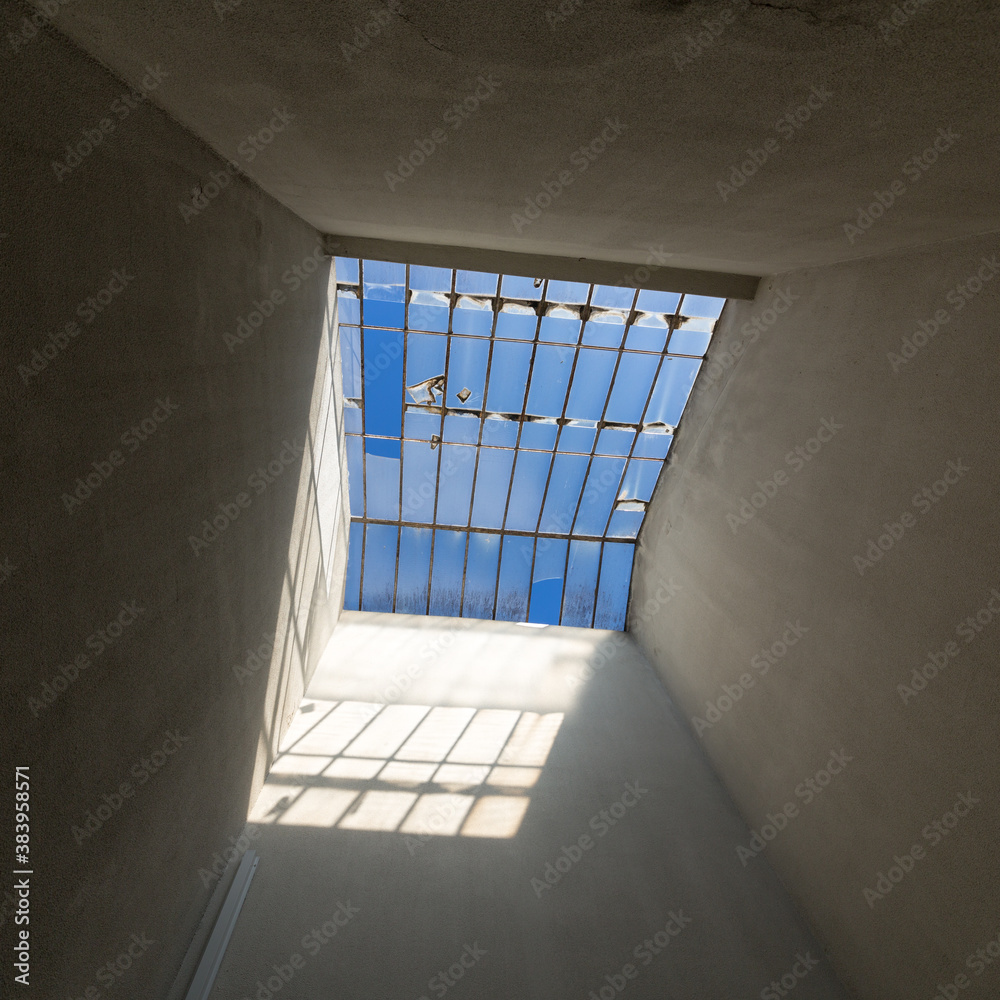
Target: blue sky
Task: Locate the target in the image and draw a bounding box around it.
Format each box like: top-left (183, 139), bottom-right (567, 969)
top-left (338, 258), bottom-right (724, 628)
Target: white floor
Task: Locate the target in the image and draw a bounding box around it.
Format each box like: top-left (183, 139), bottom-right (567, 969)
top-left (210, 612), bottom-right (850, 1000)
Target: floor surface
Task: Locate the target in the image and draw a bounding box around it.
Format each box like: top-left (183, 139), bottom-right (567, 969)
top-left (209, 613), bottom-right (852, 1000)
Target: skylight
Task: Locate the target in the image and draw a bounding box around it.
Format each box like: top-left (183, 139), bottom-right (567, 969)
top-left (336, 258), bottom-right (725, 628)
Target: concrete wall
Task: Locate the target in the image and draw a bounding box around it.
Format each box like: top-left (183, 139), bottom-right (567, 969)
top-left (33, 0), bottom-right (1000, 276)
top-left (631, 231), bottom-right (1000, 1000)
top-left (0, 5), bottom-right (348, 996)
top-left (211, 612), bottom-right (853, 1000)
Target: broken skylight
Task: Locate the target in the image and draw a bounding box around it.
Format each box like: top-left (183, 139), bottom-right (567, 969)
top-left (336, 258), bottom-right (725, 628)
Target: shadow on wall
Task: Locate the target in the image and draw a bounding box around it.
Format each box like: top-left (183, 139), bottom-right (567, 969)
top-left (166, 258), bottom-right (352, 1000)
top-left (205, 613), bottom-right (852, 1000)
top-left (249, 614), bottom-right (584, 842)
top-left (0, 7), bottom-right (356, 995)
top-left (245, 263), bottom-right (352, 807)
top-left (250, 698), bottom-right (564, 840)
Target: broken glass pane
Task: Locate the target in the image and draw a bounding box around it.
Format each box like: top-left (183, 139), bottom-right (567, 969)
top-left (341, 259), bottom-right (724, 627)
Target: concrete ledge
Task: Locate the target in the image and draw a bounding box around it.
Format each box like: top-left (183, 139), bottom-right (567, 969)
top-left (321, 234), bottom-right (761, 301)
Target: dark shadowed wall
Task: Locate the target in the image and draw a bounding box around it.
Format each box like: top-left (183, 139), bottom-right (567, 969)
top-left (0, 6), bottom-right (348, 995)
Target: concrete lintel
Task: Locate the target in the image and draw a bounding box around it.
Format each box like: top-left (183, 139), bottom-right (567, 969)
top-left (321, 235), bottom-right (762, 301)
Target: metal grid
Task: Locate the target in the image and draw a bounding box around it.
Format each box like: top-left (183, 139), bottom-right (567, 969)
top-left (337, 258), bottom-right (725, 628)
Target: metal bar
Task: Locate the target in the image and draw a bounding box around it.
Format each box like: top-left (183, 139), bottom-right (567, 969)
top-left (590, 539), bottom-right (605, 629)
top-left (391, 264), bottom-right (410, 613)
top-left (490, 280), bottom-right (544, 620)
top-left (561, 286), bottom-right (641, 617)
top-left (554, 282), bottom-right (596, 624)
top-left (332, 317), bottom-right (706, 360)
top-left (523, 277), bottom-right (552, 623)
top-left (356, 259), bottom-right (368, 606)
top-left (323, 234), bottom-right (761, 300)
top-left (527, 281), bottom-right (594, 622)
top-left (424, 267), bottom-right (457, 615)
top-left (459, 272), bottom-right (502, 618)
top-left (350, 516), bottom-right (613, 543)
top-left (182, 850), bottom-right (259, 1000)
top-left (346, 423), bottom-right (672, 447)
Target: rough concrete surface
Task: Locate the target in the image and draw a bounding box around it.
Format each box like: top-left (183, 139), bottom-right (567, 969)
top-left (28, 0), bottom-right (1000, 275)
top-left (631, 231), bottom-right (1000, 1000)
top-left (0, 5), bottom-right (348, 995)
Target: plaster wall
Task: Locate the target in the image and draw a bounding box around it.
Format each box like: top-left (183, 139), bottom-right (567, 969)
top-left (28, 0), bottom-right (1000, 275)
top-left (631, 231), bottom-right (1000, 1000)
top-left (0, 6), bottom-right (349, 995)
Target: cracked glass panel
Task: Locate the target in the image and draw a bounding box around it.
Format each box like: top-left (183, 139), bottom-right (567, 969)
top-left (338, 258), bottom-right (725, 627)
